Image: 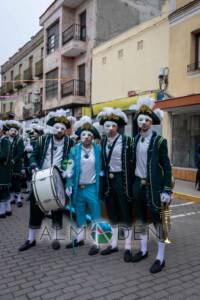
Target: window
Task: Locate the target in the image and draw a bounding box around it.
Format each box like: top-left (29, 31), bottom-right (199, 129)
top-left (19, 64), bottom-right (23, 76)
top-left (102, 57), bottom-right (107, 65)
top-left (137, 40), bottom-right (143, 50)
top-left (118, 49), bottom-right (124, 59)
top-left (47, 21), bottom-right (59, 55)
top-left (3, 104), bottom-right (6, 113)
top-left (195, 33), bottom-right (200, 69)
top-left (11, 70), bottom-right (14, 81)
top-left (46, 68), bottom-right (58, 99)
top-left (10, 102), bottom-right (13, 112)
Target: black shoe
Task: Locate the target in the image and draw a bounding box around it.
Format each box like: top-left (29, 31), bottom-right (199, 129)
top-left (19, 240), bottom-right (36, 252)
top-left (6, 211), bottom-right (12, 216)
top-left (149, 259), bottom-right (165, 273)
top-left (17, 202), bottom-right (23, 208)
top-left (88, 245), bottom-right (99, 256)
top-left (124, 250), bottom-right (132, 262)
top-left (66, 239), bottom-right (84, 249)
top-left (0, 214), bottom-right (6, 219)
top-left (10, 200), bottom-right (15, 205)
top-left (100, 246), bottom-right (119, 255)
top-left (132, 251), bottom-right (148, 263)
top-left (51, 240), bottom-right (61, 250)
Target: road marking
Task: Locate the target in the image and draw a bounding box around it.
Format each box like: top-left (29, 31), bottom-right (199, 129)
top-left (171, 210), bottom-right (200, 219)
top-left (171, 202), bottom-right (193, 208)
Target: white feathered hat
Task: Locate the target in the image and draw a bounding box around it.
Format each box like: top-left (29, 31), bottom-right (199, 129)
top-left (45, 109), bottom-right (71, 128)
top-left (75, 116), bottom-right (101, 139)
top-left (5, 120), bottom-right (22, 130)
top-left (129, 96), bottom-right (164, 125)
top-left (97, 107), bottom-right (128, 126)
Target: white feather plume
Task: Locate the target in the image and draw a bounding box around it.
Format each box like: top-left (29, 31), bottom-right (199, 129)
top-left (75, 116), bottom-right (92, 130)
top-left (97, 107), bottom-right (128, 124)
top-left (0, 120), bottom-right (3, 131)
top-left (129, 96), bottom-right (155, 111)
top-left (6, 120), bottom-right (22, 129)
top-left (154, 108), bottom-right (164, 121)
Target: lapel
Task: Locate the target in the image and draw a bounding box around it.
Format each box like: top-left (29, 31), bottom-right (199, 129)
top-left (41, 134), bottom-right (51, 165)
top-left (147, 131), bottom-right (157, 171)
top-left (62, 136), bottom-right (70, 161)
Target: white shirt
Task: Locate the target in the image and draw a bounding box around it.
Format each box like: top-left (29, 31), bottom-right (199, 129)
top-left (79, 145), bottom-right (96, 185)
top-left (106, 134), bottom-right (122, 172)
top-left (42, 137), bottom-right (64, 170)
top-left (135, 130), bottom-right (153, 179)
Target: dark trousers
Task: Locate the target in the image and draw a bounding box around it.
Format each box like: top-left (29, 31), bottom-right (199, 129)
top-left (132, 177), bottom-right (161, 225)
top-left (11, 175), bottom-right (21, 193)
top-left (29, 192), bottom-right (63, 230)
top-left (105, 172), bottom-right (132, 226)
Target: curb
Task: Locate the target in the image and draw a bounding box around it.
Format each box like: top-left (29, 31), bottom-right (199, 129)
top-left (173, 191), bottom-right (200, 204)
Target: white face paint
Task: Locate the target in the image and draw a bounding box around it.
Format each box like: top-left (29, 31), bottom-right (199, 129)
top-left (80, 130), bottom-right (94, 143)
top-left (103, 121), bottom-right (118, 134)
top-left (9, 128), bottom-right (18, 136)
top-left (53, 123), bottom-right (66, 135)
top-left (137, 114), bottom-right (152, 128)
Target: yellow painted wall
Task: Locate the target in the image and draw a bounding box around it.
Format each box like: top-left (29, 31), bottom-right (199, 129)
top-left (168, 12), bottom-right (200, 97)
top-left (176, 0), bottom-right (194, 9)
top-left (92, 9), bottom-right (169, 104)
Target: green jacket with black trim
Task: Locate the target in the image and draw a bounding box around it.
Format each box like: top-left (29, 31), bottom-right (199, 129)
top-left (132, 131), bottom-right (172, 214)
top-left (101, 134), bottom-right (134, 201)
top-left (0, 136), bottom-right (12, 189)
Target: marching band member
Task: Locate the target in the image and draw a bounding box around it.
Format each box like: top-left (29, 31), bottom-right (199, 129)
top-left (130, 96), bottom-right (173, 273)
top-left (0, 121), bottom-right (12, 218)
top-left (6, 120), bottom-right (24, 208)
top-left (18, 109), bottom-right (74, 252)
top-left (65, 116), bottom-right (102, 255)
top-left (24, 124), bottom-right (44, 194)
top-left (97, 108), bottom-right (134, 262)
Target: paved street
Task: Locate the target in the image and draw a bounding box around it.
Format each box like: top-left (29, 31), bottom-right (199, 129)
top-left (1, 195), bottom-right (200, 300)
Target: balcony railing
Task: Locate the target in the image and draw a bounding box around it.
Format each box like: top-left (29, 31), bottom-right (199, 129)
top-left (14, 74), bottom-right (23, 90)
top-left (62, 80), bottom-right (85, 97)
top-left (63, 24), bottom-right (86, 45)
top-left (35, 59), bottom-right (43, 77)
top-left (187, 61), bottom-right (200, 72)
top-left (23, 68), bottom-right (33, 83)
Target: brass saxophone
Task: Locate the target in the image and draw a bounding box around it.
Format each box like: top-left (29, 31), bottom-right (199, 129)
top-left (160, 202), bottom-right (171, 244)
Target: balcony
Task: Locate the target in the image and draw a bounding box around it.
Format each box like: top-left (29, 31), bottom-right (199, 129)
top-left (35, 59), bottom-right (43, 77)
top-left (62, 24), bottom-right (86, 57)
top-left (61, 79), bottom-right (87, 107)
top-left (14, 74), bottom-right (23, 90)
top-left (6, 82), bottom-right (14, 94)
top-left (23, 68), bottom-right (33, 84)
top-left (187, 61), bottom-right (200, 72)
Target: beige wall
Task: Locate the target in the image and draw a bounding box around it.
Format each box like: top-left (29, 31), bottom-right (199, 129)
top-left (92, 9), bottom-right (169, 104)
top-left (168, 11), bottom-right (200, 97)
top-left (176, 0), bottom-right (193, 9)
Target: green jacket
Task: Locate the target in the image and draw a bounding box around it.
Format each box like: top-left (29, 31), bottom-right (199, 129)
top-left (101, 134), bottom-right (134, 201)
top-left (0, 136), bottom-right (12, 189)
top-left (132, 131), bottom-right (172, 213)
top-left (29, 134), bottom-right (74, 170)
top-left (10, 135), bottom-right (25, 175)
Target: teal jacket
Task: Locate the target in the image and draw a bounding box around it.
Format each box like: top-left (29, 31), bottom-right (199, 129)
top-left (66, 143), bottom-right (102, 202)
top-left (0, 136), bottom-right (12, 189)
top-left (10, 135), bottom-right (24, 175)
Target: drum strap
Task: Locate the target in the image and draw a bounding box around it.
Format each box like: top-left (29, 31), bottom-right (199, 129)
top-left (51, 137), bottom-right (54, 166)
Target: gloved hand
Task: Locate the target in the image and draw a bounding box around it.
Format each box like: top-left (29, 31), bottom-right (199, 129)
top-left (31, 165), bottom-right (39, 174)
top-left (65, 186), bottom-right (72, 197)
top-left (161, 192), bottom-right (171, 204)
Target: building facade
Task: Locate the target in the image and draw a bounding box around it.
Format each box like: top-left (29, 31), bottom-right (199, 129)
top-left (0, 30), bottom-right (44, 122)
top-left (156, 0), bottom-right (200, 181)
top-left (39, 0), bottom-right (167, 117)
top-left (89, 0), bottom-right (169, 136)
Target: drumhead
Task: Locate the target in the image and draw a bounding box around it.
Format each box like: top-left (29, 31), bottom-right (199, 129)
top-left (52, 167), bottom-right (66, 207)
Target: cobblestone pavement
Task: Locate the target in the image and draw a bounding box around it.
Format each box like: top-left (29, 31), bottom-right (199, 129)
top-left (0, 195), bottom-right (200, 300)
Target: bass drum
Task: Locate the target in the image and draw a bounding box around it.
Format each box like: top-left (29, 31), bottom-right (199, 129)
top-left (32, 166), bottom-right (65, 214)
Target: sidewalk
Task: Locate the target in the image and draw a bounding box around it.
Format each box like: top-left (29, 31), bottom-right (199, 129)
top-left (173, 179), bottom-right (200, 203)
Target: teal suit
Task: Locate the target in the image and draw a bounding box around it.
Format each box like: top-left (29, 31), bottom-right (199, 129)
top-left (67, 142), bottom-right (101, 228)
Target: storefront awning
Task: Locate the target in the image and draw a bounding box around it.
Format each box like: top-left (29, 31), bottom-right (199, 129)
top-left (82, 93), bottom-right (156, 116)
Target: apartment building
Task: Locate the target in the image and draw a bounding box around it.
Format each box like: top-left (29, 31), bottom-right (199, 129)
top-left (0, 30), bottom-right (44, 121)
top-left (39, 0), bottom-right (166, 117)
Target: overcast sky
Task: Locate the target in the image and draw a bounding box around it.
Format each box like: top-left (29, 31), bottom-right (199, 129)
top-left (0, 0), bottom-right (53, 67)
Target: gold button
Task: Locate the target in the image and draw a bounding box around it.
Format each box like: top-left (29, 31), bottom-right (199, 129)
top-left (109, 173), bottom-right (114, 179)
